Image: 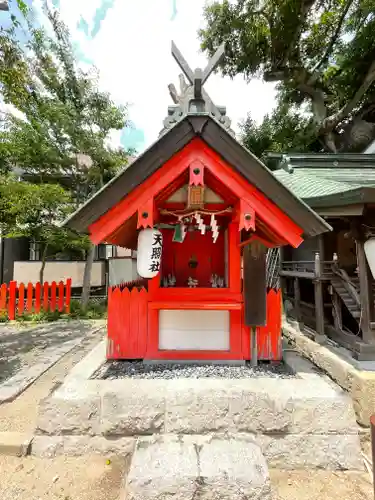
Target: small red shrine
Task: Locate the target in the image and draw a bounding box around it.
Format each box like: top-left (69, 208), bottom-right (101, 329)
top-left (66, 43), bottom-right (329, 364)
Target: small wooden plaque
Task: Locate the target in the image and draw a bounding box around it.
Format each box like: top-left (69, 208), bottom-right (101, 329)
top-left (187, 185), bottom-right (205, 208)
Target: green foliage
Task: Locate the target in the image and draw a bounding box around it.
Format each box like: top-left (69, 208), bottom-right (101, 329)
top-left (0, 4), bottom-right (132, 275)
top-left (240, 104), bottom-right (318, 158)
top-left (200, 0), bottom-right (375, 152)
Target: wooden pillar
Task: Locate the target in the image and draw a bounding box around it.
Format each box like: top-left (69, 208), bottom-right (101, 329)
top-left (314, 251), bottom-right (326, 340)
top-left (356, 238), bottom-right (375, 344)
top-left (293, 277), bottom-right (301, 322)
top-left (332, 289), bottom-right (342, 331)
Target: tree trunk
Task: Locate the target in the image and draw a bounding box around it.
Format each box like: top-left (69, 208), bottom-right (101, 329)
top-left (39, 243), bottom-right (48, 286)
top-left (81, 243), bottom-right (95, 311)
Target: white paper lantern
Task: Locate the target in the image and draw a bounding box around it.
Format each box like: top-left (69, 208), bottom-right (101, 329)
top-left (364, 237), bottom-right (375, 279)
top-left (137, 228), bottom-right (163, 279)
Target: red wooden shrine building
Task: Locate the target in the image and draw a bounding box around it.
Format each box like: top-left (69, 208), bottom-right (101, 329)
top-left (65, 43), bottom-right (330, 363)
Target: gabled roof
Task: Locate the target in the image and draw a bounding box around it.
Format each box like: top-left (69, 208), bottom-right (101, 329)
top-left (267, 152), bottom-right (375, 208)
top-left (65, 114), bottom-right (330, 239)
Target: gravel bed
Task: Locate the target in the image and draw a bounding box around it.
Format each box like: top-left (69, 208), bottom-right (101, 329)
top-left (93, 360), bottom-right (296, 380)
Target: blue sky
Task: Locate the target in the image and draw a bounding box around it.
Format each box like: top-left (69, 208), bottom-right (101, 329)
top-left (5, 0), bottom-right (277, 154)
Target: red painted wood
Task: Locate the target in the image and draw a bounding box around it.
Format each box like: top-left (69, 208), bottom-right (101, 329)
top-left (18, 283), bottom-right (25, 316)
top-left (26, 283), bottom-right (33, 312)
top-left (0, 283), bottom-right (7, 313)
top-left (50, 281), bottom-right (57, 312)
top-left (137, 288), bottom-right (148, 357)
top-left (43, 282), bottom-right (49, 312)
top-left (189, 160), bottom-right (204, 185)
top-left (89, 146), bottom-right (197, 243)
top-left (228, 222), bottom-right (241, 293)
top-left (57, 281), bottom-right (64, 312)
top-left (238, 199), bottom-right (255, 232)
top-left (88, 139), bottom-right (303, 248)
top-left (35, 282), bottom-right (41, 313)
top-left (8, 281), bottom-right (17, 320)
top-left (154, 289), bottom-right (242, 302)
top-left (242, 289), bottom-right (282, 361)
top-left (161, 228), bottom-right (225, 288)
top-left (137, 197), bottom-right (154, 229)
top-left (149, 302), bottom-right (242, 310)
top-left (129, 288), bottom-right (140, 357)
top-left (65, 278), bottom-right (72, 313)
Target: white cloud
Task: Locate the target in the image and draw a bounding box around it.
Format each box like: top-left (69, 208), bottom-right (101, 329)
top-left (52, 0), bottom-right (277, 151)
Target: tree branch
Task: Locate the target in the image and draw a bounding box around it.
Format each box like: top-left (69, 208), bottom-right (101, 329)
top-left (312, 0), bottom-right (354, 73)
top-left (322, 60), bottom-right (375, 133)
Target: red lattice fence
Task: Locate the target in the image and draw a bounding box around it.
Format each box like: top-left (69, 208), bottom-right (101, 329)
top-left (0, 279), bottom-right (72, 320)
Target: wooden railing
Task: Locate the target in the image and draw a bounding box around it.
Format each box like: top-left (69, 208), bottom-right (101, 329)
top-left (0, 279), bottom-right (72, 320)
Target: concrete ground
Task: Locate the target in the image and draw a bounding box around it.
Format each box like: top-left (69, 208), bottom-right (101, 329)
top-left (0, 323), bottom-right (373, 499)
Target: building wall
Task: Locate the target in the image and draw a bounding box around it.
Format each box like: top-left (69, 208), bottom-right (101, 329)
top-left (1, 238), bottom-right (29, 284)
top-left (13, 261), bottom-right (105, 287)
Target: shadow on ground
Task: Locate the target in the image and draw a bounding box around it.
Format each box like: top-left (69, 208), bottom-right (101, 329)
top-left (0, 322), bottom-right (99, 384)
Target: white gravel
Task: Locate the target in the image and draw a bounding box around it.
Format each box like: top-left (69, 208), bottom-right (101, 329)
top-left (93, 360), bottom-right (296, 380)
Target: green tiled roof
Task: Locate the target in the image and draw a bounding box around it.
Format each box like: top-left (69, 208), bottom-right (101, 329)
top-left (273, 169), bottom-right (364, 199)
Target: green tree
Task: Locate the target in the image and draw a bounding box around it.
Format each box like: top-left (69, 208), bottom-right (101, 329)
top-left (199, 0), bottom-right (375, 153)
top-left (0, 174), bottom-right (90, 284)
top-left (0, 4), bottom-right (133, 302)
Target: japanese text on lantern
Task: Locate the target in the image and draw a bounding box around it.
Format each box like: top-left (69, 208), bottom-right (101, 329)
top-left (149, 232), bottom-right (163, 273)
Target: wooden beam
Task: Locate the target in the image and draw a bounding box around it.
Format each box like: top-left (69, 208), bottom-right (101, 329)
top-left (294, 277), bottom-right (301, 322)
top-left (314, 251), bottom-right (326, 337)
top-left (171, 41), bottom-right (194, 84)
top-left (356, 238), bottom-right (375, 344)
top-left (202, 43), bottom-right (225, 84)
top-left (279, 270), bottom-right (315, 279)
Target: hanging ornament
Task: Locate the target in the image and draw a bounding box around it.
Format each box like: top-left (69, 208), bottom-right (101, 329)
top-left (210, 214), bottom-right (219, 243)
top-left (195, 213), bottom-right (206, 235)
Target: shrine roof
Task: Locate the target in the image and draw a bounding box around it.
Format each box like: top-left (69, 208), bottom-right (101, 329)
top-left (64, 114), bottom-right (330, 239)
top-left (268, 152), bottom-right (375, 208)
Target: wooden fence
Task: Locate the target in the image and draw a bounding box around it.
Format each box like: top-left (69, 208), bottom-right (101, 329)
top-left (107, 285), bottom-right (148, 359)
top-left (0, 279), bottom-right (72, 320)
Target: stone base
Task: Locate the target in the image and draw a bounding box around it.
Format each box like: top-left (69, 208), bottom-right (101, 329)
top-left (125, 436), bottom-right (272, 500)
top-left (31, 433), bottom-right (363, 471)
top-left (32, 339), bottom-right (364, 471)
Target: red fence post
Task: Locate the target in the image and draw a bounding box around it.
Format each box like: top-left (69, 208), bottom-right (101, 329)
top-left (65, 278), bottom-right (72, 313)
top-left (8, 281), bottom-right (17, 320)
top-left (43, 282), bottom-right (49, 312)
top-left (35, 282), bottom-right (41, 313)
top-left (50, 281), bottom-right (57, 312)
top-left (57, 281), bottom-right (64, 312)
top-left (26, 283), bottom-right (33, 313)
top-left (18, 283), bottom-right (25, 316)
top-left (0, 283), bottom-right (7, 313)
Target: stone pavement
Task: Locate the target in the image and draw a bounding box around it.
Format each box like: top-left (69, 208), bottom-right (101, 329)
top-left (0, 320), bottom-right (105, 403)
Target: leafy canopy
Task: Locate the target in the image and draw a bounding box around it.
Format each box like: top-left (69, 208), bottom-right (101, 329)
top-left (200, 0), bottom-right (375, 153)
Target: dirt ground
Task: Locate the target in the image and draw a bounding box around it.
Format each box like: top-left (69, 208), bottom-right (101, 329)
top-left (0, 323), bottom-right (373, 500)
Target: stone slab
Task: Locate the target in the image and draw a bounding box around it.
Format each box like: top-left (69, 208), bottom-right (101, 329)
top-left (258, 433), bottom-right (363, 470)
top-left (125, 435), bottom-right (271, 500)
top-left (0, 432), bottom-right (33, 457)
top-left (283, 320), bottom-right (375, 426)
top-left (31, 435), bottom-right (135, 458)
top-left (101, 388), bottom-right (166, 436)
top-left (36, 394), bottom-right (101, 436)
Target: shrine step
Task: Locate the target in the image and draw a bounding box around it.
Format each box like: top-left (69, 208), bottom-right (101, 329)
top-left (123, 435), bottom-right (272, 500)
